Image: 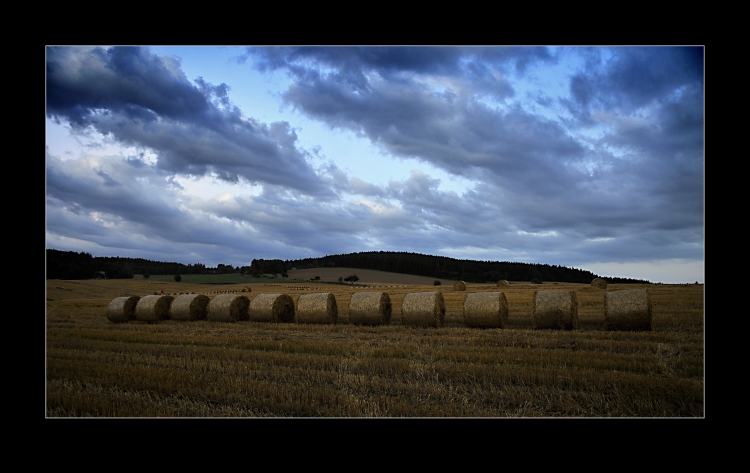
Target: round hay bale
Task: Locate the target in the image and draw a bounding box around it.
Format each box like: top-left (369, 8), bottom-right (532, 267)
top-left (249, 293), bottom-right (295, 323)
top-left (401, 292), bottom-right (445, 328)
top-left (604, 289), bottom-right (652, 331)
top-left (454, 281), bottom-right (467, 291)
top-left (135, 295), bottom-right (174, 322)
top-left (207, 294), bottom-right (250, 322)
top-left (532, 290), bottom-right (577, 330)
top-left (497, 280), bottom-right (509, 288)
top-left (106, 296), bottom-right (140, 323)
top-left (296, 293), bottom-right (338, 324)
top-left (463, 292), bottom-right (508, 328)
top-left (591, 278), bottom-right (608, 289)
top-left (348, 292), bottom-right (392, 325)
top-left (170, 294), bottom-right (210, 321)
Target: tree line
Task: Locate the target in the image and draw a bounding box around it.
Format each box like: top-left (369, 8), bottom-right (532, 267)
top-left (285, 251), bottom-right (650, 284)
top-left (47, 249), bottom-right (223, 280)
top-left (46, 248), bottom-right (649, 284)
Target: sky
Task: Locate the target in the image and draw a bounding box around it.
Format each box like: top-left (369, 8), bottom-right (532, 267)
top-left (45, 46), bottom-right (704, 283)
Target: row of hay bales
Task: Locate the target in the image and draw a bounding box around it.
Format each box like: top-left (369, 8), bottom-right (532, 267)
top-left (107, 288), bottom-right (651, 331)
top-left (530, 289), bottom-right (651, 330)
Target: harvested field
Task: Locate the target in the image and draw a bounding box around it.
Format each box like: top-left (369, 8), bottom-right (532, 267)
top-left (605, 289), bottom-right (652, 331)
top-left (286, 267), bottom-right (456, 286)
top-left (46, 277), bottom-right (704, 417)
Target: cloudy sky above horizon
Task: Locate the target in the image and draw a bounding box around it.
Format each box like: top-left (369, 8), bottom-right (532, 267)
top-left (45, 46), bottom-right (704, 283)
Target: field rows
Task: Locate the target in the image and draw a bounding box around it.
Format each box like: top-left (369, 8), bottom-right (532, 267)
top-left (46, 280), bottom-right (704, 417)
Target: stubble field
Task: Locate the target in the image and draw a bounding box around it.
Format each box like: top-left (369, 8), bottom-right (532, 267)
top-left (46, 272), bottom-right (704, 417)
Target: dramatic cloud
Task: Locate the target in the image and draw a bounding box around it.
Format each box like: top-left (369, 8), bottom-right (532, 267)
top-left (46, 46), bottom-right (331, 196)
top-left (46, 46), bottom-right (704, 283)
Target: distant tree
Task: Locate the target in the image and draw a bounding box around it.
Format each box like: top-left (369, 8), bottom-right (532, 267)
top-left (282, 273), bottom-right (288, 278)
top-left (143, 273), bottom-right (150, 279)
top-left (314, 276), bottom-right (321, 281)
top-left (530, 278), bottom-right (543, 284)
top-left (174, 274), bottom-right (182, 282)
top-left (434, 280), bottom-right (441, 286)
top-left (344, 275), bottom-right (359, 283)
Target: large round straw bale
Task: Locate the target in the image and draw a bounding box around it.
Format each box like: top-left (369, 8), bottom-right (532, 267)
top-left (454, 281), bottom-right (467, 291)
top-left (106, 296), bottom-right (140, 323)
top-left (135, 295), bottom-right (174, 322)
top-left (170, 294), bottom-right (210, 321)
top-left (401, 292), bottom-right (445, 328)
top-left (604, 289), bottom-right (652, 331)
top-left (207, 294), bottom-right (250, 322)
top-left (463, 292), bottom-right (508, 328)
top-left (497, 280), bottom-right (509, 288)
top-left (296, 293), bottom-right (338, 324)
top-left (591, 278), bottom-right (608, 289)
top-left (249, 293), bottom-right (295, 323)
top-left (532, 290), bottom-right (578, 330)
top-left (348, 292), bottom-right (392, 325)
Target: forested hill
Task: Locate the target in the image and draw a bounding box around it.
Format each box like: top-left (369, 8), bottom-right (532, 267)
top-left (287, 252), bottom-right (650, 284)
top-left (46, 248), bottom-right (650, 284)
top-left (46, 249), bottom-right (212, 280)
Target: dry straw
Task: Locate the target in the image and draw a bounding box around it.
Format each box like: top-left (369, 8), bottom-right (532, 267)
top-left (170, 294), bottom-right (210, 321)
top-left (532, 290), bottom-right (578, 330)
top-left (497, 280), bottom-right (509, 288)
top-left (463, 292), bottom-right (508, 328)
top-left (296, 293), bottom-right (338, 324)
top-left (454, 281), bottom-right (467, 291)
top-left (591, 278), bottom-right (608, 289)
top-left (348, 292), bottom-right (392, 325)
top-left (401, 292), bottom-right (445, 328)
top-left (604, 289), bottom-right (652, 331)
top-left (208, 294), bottom-right (250, 322)
top-left (106, 296), bottom-right (140, 323)
top-left (135, 295), bottom-right (174, 322)
top-left (249, 293), bottom-right (295, 323)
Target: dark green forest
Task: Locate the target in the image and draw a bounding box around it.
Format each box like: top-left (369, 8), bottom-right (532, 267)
top-left (46, 249), bottom-right (649, 284)
top-left (45, 249), bottom-right (289, 280)
top-left (285, 251), bottom-right (649, 284)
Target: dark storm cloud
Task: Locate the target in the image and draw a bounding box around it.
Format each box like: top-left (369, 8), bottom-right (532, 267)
top-left (252, 46), bottom-right (702, 248)
top-left (246, 47), bottom-right (581, 188)
top-left (244, 46), bottom-right (556, 99)
top-left (46, 46), bottom-right (331, 196)
top-left (46, 46), bottom-right (703, 282)
top-left (566, 46), bottom-right (704, 117)
top-left (280, 66), bottom-right (586, 201)
top-left (245, 46), bottom-right (556, 77)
